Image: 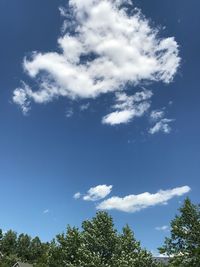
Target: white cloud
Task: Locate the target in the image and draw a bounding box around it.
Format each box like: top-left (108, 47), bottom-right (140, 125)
top-left (102, 89), bottom-right (152, 125)
top-left (13, 85), bottom-right (30, 115)
top-left (149, 109), bottom-right (174, 134)
top-left (150, 110), bottom-right (165, 121)
top-left (102, 109), bottom-right (136, 125)
top-left (152, 251), bottom-right (168, 258)
top-left (73, 192), bottom-right (81, 199)
top-left (43, 209), bottom-right (50, 214)
top-left (83, 184), bottom-right (113, 201)
top-left (65, 107), bottom-right (74, 118)
top-left (149, 118), bottom-right (174, 134)
top-left (97, 186), bottom-right (191, 213)
top-left (13, 0), bottom-right (180, 120)
top-left (80, 102), bottom-right (90, 111)
top-left (155, 225), bottom-right (169, 231)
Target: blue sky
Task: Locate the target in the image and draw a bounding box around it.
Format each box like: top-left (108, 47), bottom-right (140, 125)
top-left (0, 0), bottom-right (200, 254)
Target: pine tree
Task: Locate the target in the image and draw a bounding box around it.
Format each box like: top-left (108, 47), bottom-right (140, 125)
top-left (16, 233), bottom-right (31, 262)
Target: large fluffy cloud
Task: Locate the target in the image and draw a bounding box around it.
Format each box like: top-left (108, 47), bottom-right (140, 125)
top-left (13, 0), bottom-right (180, 121)
top-left (97, 186), bottom-right (190, 212)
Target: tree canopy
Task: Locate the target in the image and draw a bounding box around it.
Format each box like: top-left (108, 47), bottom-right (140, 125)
top-left (1, 199), bottom-right (200, 267)
top-left (48, 211), bottom-right (157, 267)
top-left (159, 198), bottom-right (200, 266)
top-left (0, 212), bottom-right (157, 267)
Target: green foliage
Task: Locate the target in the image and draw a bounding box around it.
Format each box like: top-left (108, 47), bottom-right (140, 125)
top-left (48, 211), bottom-right (157, 267)
top-left (0, 211), bottom-right (163, 266)
top-left (159, 198), bottom-right (200, 266)
top-left (112, 225), bottom-right (156, 267)
top-left (82, 211), bottom-right (118, 266)
top-left (0, 229), bottom-right (3, 241)
top-left (0, 230), bottom-right (49, 267)
top-left (0, 230), bottom-right (17, 256)
top-left (48, 226), bottom-right (84, 267)
top-left (16, 233), bottom-right (31, 261)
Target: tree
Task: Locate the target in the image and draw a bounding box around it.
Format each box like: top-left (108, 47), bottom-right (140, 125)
top-left (0, 212), bottom-right (161, 266)
top-left (113, 225), bottom-right (156, 267)
top-left (0, 229), bottom-right (3, 258)
top-left (29, 236), bottom-right (49, 264)
top-left (82, 211), bottom-right (118, 266)
top-left (48, 212), bottom-right (158, 267)
top-left (0, 230), bottom-right (17, 256)
top-left (49, 224), bottom-right (104, 267)
top-left (159, 198), bottom-right (200, 266)
top-left (0, 230), bottom-right (18, 266)
top-left (0, 230), bottom-right (49, 267)
top-left (48, 226), bottom-right (85, 267)
top-left (16, 233), bottom-right (31, 262)
top-left (0, 229), bottom-right (3, 241)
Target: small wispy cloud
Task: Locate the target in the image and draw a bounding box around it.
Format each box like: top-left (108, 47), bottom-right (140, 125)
top-left (97, 186), bottom-right (191, 213)
top-left (80, 103), bottom-right (90, 111)
top-left (155, 225), bottom-right (169, 231)
top-left (13, 84), bottom-right (31, 115)
top-left (102, 90), bottom-right (152, 125)
top-left (149, 118), bottom-right (174, 134)
top-left (43, 209), bottom-right (50, 214)
top-left (73, 192), bottom-right (81, 199)
top-left (65, 107), bottom-right (74, 118)
top-left (149, 109), bottom-right (174, 135)
top-left (150, 110), bottom-right (165, 121)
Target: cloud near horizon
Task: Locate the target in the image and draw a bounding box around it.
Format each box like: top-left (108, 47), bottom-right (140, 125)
top-left (13, 0), bottom-right (180, 127)
top-left (155, 225), bottom-right (169, 231)
top-left (97, 185), bottom-right (191, 212)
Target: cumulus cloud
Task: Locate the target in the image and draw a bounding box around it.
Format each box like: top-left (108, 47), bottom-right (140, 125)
top-left (97, 186), bottom-right (191, 213)
top-left (13, 0), bottom-right (180, 122)
top-left (83, 184), bottom-right (113, 201)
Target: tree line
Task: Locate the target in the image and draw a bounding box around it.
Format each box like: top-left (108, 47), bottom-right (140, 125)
top-left (0, 198), bottom-right (199, 267)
